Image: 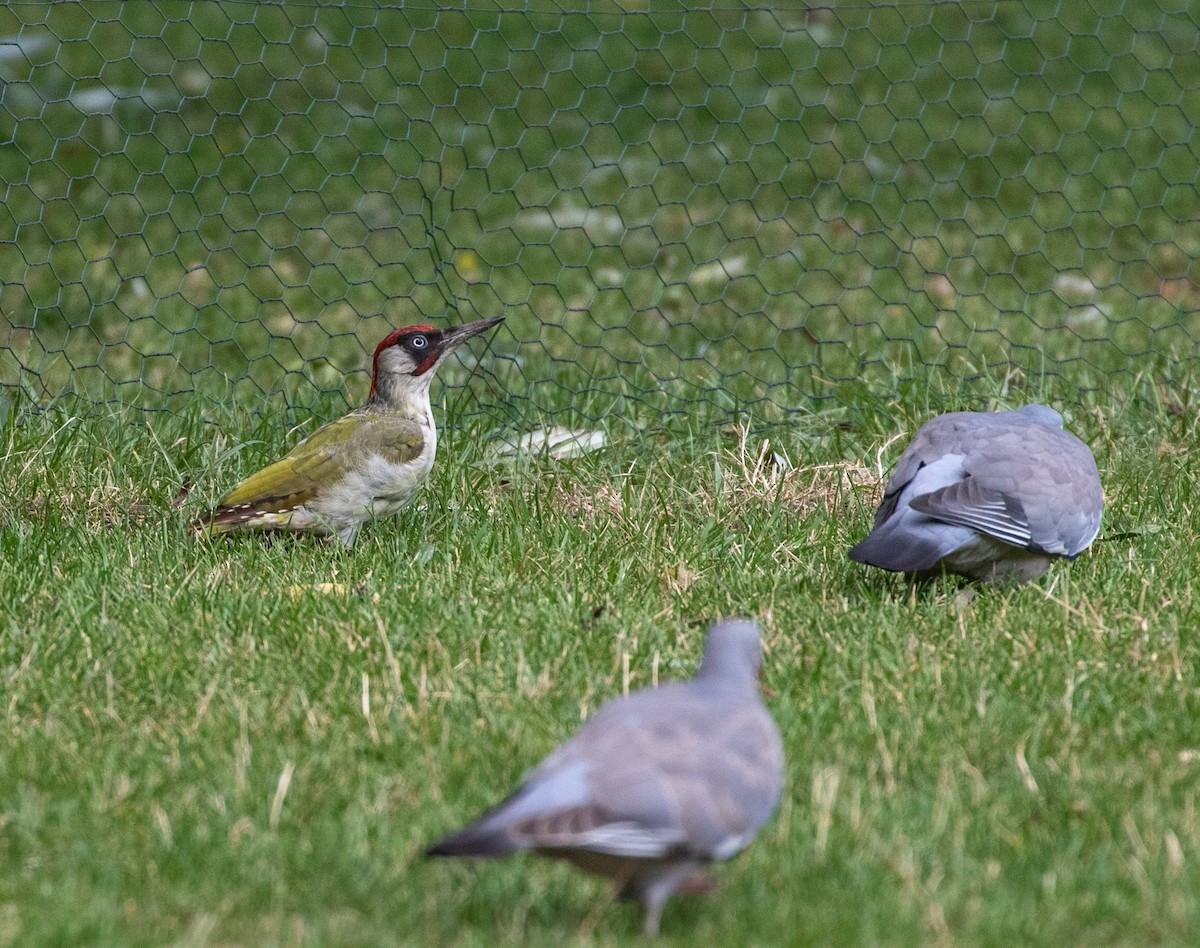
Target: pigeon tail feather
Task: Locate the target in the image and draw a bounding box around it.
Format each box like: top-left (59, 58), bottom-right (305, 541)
top-left (848, 524), bottom-right (959, 573)
top-left (425, 824), bottom-right (518, 858)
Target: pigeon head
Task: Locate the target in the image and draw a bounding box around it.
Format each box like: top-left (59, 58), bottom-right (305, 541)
top-left (696, 618), bottom-right (763, 685)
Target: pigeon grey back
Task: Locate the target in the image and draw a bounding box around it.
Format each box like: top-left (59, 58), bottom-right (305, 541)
top-left (425, 618), bottom-right (784, 936)
top-left (849, 404), bottom-right (1103, 583)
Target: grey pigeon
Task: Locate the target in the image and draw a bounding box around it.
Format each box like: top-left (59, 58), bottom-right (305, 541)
top-left (849, 404), bottom-right (1103, 583)
top-left (425, 618), bottom-right (784, 937)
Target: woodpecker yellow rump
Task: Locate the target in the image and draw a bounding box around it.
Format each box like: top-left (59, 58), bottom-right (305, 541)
top-left (194, 317), bottom-right (503, 547)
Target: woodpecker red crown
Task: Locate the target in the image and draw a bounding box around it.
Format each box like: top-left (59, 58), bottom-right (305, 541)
top-left (370, 325), bottom-right (441, 395)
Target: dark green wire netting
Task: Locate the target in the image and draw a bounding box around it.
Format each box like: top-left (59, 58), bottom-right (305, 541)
top-left (2, 1), bottom-right (1198, 425)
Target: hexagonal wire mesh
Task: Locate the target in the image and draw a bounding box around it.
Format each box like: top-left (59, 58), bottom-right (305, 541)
top-left (1, 1), bottom-right (1198, 429)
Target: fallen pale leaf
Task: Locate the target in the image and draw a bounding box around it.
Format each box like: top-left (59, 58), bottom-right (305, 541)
top-left (489, 427), bottom-right (608, 462)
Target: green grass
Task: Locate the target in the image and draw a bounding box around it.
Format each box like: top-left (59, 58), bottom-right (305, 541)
top-left (2, 377), bottom-right (1199, 946)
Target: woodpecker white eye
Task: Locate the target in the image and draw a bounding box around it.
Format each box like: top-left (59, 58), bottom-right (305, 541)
top-left (410, 335), bottom-right (428, 349)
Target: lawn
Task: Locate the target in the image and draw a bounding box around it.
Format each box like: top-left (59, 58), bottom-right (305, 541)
top-left (3, 1), bottom-right (1200, 943)
top-left (2, 376), bottom-right (1198, 946)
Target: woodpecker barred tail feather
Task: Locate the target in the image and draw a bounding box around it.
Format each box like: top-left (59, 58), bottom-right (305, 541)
top-left (192, 316), bottom-right (503, 548)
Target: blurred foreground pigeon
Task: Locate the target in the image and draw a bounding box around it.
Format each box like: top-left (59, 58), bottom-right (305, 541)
top-left (426, 618), bottom-right (784, 936)
top-left (849, 404), bottom-right (1102, 583)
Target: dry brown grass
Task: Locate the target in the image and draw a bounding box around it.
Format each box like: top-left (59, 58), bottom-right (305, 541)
top-left (715, 423), bottom-right (880, 520)
top-left (506, 423), bottom-right (880, 534)
top-left (549, 480), bottom-right (626, 521)
top-left (12, 480), bottom-right (155, 528)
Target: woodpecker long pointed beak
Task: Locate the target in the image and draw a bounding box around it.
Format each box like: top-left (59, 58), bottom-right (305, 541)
top-left (441, 316), bottom-right (505, 355)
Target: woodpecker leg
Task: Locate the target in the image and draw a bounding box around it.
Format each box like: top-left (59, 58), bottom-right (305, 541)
top-left (335, 524), bottom-right (359, 547)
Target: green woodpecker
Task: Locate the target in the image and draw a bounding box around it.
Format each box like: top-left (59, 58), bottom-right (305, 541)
top-left (194, 317), bottom-right (503, 547)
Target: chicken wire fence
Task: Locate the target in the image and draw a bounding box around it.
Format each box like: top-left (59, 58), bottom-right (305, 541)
top-left (1, 0), bottom-right (1199, 428)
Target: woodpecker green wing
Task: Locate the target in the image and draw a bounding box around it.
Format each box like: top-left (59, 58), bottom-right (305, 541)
top-left (203, 413), bottom-right (425, 526)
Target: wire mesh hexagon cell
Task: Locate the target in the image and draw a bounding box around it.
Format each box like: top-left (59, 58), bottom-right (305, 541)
top-left (1, 1), bottom-right (1198, 425)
